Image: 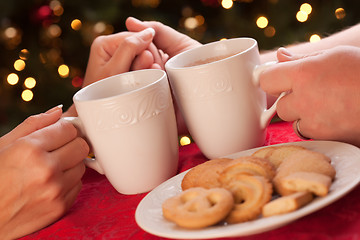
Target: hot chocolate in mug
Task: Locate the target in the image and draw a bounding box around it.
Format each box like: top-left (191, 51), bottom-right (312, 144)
top-left (165, 37), bottom-right (284, 159)
top-left (64, 69), bottom-right (179, 195)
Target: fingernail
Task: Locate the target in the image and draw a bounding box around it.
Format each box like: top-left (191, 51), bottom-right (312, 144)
top-left (46, 104), bottom-right (63, 114)
top-left (279, 47), bottom-right (292, 57)
top-left (140, 28), bottom-right (155, 41)
top-left (145, 27), bottom-right (155, 37)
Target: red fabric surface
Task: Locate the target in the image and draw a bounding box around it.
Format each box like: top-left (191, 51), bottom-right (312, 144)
top-left (20, 121), bottom-right (360, 240)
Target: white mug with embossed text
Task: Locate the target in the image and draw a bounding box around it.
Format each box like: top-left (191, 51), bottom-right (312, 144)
top-left (165, 37), bottom-right (284, 159)
top-left (64, 69), bottom-right (178, 195)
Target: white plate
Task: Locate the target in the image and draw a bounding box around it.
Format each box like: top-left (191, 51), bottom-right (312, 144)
top-left (135, 141), bottom-right (360, 239)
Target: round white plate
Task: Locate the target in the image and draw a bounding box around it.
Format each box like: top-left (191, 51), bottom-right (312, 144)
top-left (135, 141), bottom-right (360, 239)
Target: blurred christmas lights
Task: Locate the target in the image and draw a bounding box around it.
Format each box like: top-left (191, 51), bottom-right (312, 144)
top-left (296, 3), bottom-right (312, 22)
top-left (180, 136), bottom-right (191, 146)
top-left (19, 49), bottom-right (30, 60)
top-left (221, 0), bottom-right (233, 9)
top-left (58, 64), bottom-right (70, 78)
top-left (24, 77), bottom-right (36, 89)
top-left (296, 10), bottom-right (308, 22)
top-left (71, 19), bottom-right (82, 31)
top-left (264, 26), bottom-right (276, 38)
top-left (309, 34), bottom-right (321, 43)
top-left (14, 59), bottom-right (26, 71)
top-left (300, 3), bottom-right (312, 15)
top-left (21, 89), bottom-right (33, 102)
top-left (256, 16), bottom-right (268, 29)
top-left (7, 73), bottom-right (19, 85)
top-left (335, 8), bottom-right (346, 20)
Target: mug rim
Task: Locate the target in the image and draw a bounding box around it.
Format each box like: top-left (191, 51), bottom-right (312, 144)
top-left (165, 37), bottom-right (257, 70)
top-left (73, 69), bottom-right (166, 103)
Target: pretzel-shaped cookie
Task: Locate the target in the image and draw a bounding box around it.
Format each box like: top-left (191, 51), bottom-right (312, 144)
top-left (162, 187), bottom-right (234, 229)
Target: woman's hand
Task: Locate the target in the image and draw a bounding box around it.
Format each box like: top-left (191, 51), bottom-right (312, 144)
top-left (83, 28), bottom-right (164, 87)
top-left (0, 107), bottom-right (89, 239)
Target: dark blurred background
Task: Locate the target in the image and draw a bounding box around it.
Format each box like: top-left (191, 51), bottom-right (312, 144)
top-left (0, 0), bottom-right (359, 135)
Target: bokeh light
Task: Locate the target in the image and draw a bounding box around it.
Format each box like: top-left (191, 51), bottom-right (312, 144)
top-left (180, 136), bottom-right (191, 146)
top-left (19, 49), bottom-right (30, 60)
top-left (256, 16), bottom-right (269, 29)
top-left (300, 3), bottom-right (312, 15)
top-left (184, 17), bottom-right (198, 30)
top-left (221, 0), bottom-right (233, 9)
top-left (58, 64), bottom-right (70, 78)
top-left (264, 26), bottom-right (276, 37)
top-left (309, 34), bottom-right (321, 43)
top-left (4, 27), bottom-right (17, 39)
top-left (48, 24), bottom-right (62, 38)
top-left (72, 76), bottom-right (83, 88)
top-left (7, 73), bottom-right (19, 85)
top-left (94, 21), bottom-right (106, 34)
top-left (14, 59), bottom-right (26, 71)
top-left (21, 89), bottom-right (33, 102)
top-left (24, 77), bottom-right (37, 89)
top-left (71, 19), bottom-right (82, 30)
top-left (296, 11), bottom-right (308, 22)
top-left (335, 8), bottom-right (346, 20)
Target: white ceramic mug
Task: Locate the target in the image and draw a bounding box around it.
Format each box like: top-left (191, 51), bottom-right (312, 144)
top-left (64, 69), bottom-right (179, 195)
top-left (165, 38), bottom-right (284, 159)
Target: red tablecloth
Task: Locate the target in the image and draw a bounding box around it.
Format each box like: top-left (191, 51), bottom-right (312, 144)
top-left (20, 121), bottom-right (360, 240)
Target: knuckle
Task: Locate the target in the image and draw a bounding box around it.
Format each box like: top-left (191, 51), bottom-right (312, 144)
top-left (16, 138), bottom-right (44, 160)
top-left (15, 140), bottom-right (57, 182)
top-left (91, 35), bottom-right (107, 50)
top-left (58, 120), bottom-right (78, 138)
top-left (44, 182), bottom-right (63, 201)
top-left (22, 114), bottom-right (41, 129)
top-left (122, 36), bottom-right (139, 49)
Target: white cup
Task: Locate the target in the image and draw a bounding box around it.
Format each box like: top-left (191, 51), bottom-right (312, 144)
top-left (165, 37), bottom-right (284, 159)
top-left (64, 69), bottom-right (179, 195)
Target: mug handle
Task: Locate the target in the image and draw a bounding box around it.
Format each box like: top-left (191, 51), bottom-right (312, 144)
top-left (62, 117), bottom-right (105, 175)
top-left (252, 61), bottom-right (286, 129)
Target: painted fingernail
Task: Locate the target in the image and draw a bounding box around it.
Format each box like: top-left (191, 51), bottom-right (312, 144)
top-left (45, 104), bottom-right (63, 114)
